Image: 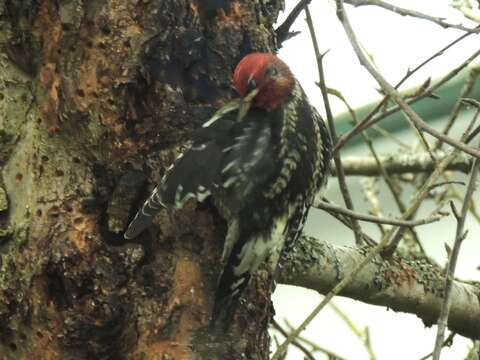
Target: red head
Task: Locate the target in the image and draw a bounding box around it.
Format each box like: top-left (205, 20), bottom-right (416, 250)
top-left (233, 53), bottom-right (295, 111)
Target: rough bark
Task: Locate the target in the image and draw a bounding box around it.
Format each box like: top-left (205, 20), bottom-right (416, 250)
top-left (280, 235), bottom-right (480, 340)
top-left (0, 0), bottom-right (284, 358)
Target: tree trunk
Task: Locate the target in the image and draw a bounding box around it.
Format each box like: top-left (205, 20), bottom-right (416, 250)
top-left (0, 1), bottom-right (283, 358)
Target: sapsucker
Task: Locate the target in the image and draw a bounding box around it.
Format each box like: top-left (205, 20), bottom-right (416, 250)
top-left (124, 53), bottom-right (332, 323)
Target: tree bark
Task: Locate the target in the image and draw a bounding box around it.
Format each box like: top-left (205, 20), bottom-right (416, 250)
top-left (0, 0), bottom-right (284, 358)
top-left (280, 235), bottom-right (480, 341)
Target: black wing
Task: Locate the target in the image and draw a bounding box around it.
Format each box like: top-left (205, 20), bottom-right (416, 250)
top-left (124, 104), bottom-right (276, 239)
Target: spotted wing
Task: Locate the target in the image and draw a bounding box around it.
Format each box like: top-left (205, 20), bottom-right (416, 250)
top-left (124, 105), bottom-right (276, 239)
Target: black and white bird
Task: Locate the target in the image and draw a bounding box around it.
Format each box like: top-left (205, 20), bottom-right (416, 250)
top-left (124, 52), bottom-right (332, 322)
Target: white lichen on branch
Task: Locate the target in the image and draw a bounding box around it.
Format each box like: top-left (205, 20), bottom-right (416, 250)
top-left (279, 235), bottom-right (480, 341)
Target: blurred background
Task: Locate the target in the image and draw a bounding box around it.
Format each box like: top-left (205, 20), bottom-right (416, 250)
top-left (271, 1), bottom-right (480, 359)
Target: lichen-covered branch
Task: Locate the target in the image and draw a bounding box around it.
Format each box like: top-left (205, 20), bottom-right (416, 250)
top-left (335, 153), bottom-right (473, 176)
top-left (279, 235), bottom-right (480, 340)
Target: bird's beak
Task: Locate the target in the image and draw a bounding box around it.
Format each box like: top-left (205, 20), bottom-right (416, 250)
top-left (238, 88), bottom-right (259, 121)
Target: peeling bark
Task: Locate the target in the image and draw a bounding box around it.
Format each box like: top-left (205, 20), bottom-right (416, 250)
top-left (0, 0), bottom-right (285, 358)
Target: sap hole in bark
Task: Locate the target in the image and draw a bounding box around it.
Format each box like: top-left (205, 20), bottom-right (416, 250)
top-left (101, 26), bottom-right (111, 35)
top-left (0, 93), bottom-right (4, 101)
top-left (45, 266), bottom-right (72, 310)
top-left (73, 217), bottom-right (84, 225)
top-left (36, 209), bottom-right (42, 217)
top-left (41, 155), bottom-right (49, 162)
top-left (48, 206), bottom-right (60, 218)
top-left (15, 173), bottom-right (23, 181)
top-left (72, 157), bottom-right (81, 163)
top-left (36, 117), bottom-right (42, 124)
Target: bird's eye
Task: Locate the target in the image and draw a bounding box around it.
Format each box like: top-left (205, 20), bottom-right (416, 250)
top-left (265, 66), bottom-right (278, 77)
top-left (247, 78), bottom-right (257, 93)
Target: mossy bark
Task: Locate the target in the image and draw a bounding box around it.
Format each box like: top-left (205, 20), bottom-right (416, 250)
top-left (0, 1), bottom-right (284, 358)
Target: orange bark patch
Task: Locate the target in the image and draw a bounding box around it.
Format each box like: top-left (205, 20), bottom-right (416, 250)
top-left (39, 63), bottom-right (62, 132)
top-left (34, 0), bottom-right (64, 133)
top-left (384, 262), bottom-right (419, 287)
top-left (136, 257), bottom-right (206, 359)
top-left (59, 201), bottom-right (98, 253)
top-left (219, 2), bottom-right (247, 22)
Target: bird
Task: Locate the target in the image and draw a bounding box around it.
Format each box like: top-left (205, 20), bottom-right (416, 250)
top-left (124, 52), bottom-right (332, 324)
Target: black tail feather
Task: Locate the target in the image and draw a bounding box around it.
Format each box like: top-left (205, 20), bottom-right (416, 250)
top-left (210, 264), bottom-right (251, 329)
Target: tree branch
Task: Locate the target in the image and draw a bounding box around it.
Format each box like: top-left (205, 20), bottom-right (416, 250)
top-left (279, 235), bottom-right (480, 341)
top-left (344, 0), bottom-right (478, 32)
top-left (314, 199), bottom-right (446, 227)
top-left (275, 0), bottom-right (312, 45)
top-left (334, 153), bottom-right (473, 176)
top-left (433, 147), bottom-right (480, 360)
top-left (335, 0), bottom-right (480, 159)
top-left (305, 5), bottom-right (364, 245)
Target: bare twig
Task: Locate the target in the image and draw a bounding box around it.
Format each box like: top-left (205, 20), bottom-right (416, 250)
top-left (344, 0), bottom-right (478, 32)
top-left (318, 204), bottom-right (378, 245)
top-left (283, 320), bottom-right (349, 360)
top-left (334, 27), bottom-right (480, 153)
top-left (432, 144), bottom-right (480, 360)
top-left (314, 199), bottom-right (446, 227)
top-left (434, 66), bottom-right (480, 151)
top-left (272, 225), bottom-right (396, 359)
top-left (382, 109), bottom-right (480, 256)
top-left (329, 86), bottom-right (426, 248)
top-left (330, 302), bottom-right (378, 360)
top-left (275, 0), bottom-right (311, 45)
top-left (305, 5), bottom-right (364, 246)
top-left (271, 320), bottom-right (316, 360)
top-left (335, 153), bottom-right (473, 176)
top-left (335, 2), bottom-right (480, 159)
top-left (417, 332), bottom-right (455, 360)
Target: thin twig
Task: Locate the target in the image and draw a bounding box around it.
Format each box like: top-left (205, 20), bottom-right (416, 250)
top-left (271, 320), bottom-right (316, 360)
top-left (335, 2), bottom-right (480, 159)
top-left (432, 144), bottom-right (480, 360)
top-left (334, 27), bottom-right (480, 153)
top-left (305, 5), bottom-right (364, 246)
top-left (330, 302), bottom-right (378, 360)
top-left (315, 199), bottom-right (446, 227)
top-left (318, 204), bottom-right (378, 245)
top-left (434, 66), bottom-right (480, 151)
top-left (344, 0), bottom-right (478, 32)
top-left (275, 0), bottom-right (311, 45)
top-left (382, 109), bottom-right (480, 256)
top-left (283, 320), bottom-right (349, 360)
top-left (271, 232), bottom-right (392, 360)
top-left (417, 332), bottom-right (455, 360)
top-left (335, 153), bottom-right (473, 176)
top-left (329, 86), bottom-right (425, 247)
